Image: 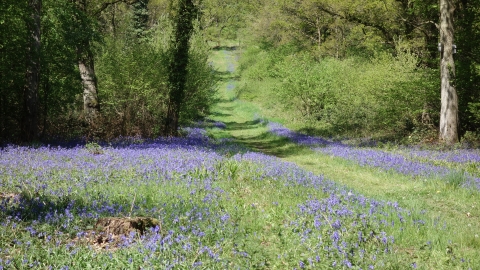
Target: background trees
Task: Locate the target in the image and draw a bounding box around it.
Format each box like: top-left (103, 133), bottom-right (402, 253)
top-left (237, 0), bottom-right (480, 144)
top-left (1, 1), bottom-right (29, 141)
top-left (23, 0), bottom-right (42, 142)
top-left (164, 0), bottom-right (197, 136)
top-left (1, 0), bottom-right (479, 144)
top-left (0, 0), bottom-right (216, 142)
top-left (200, 0), bottom-right (253, 47)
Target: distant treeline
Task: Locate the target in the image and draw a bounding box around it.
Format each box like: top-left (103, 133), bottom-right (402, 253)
top-left (0, 0), bottom-right (218, 143)
top-left (1, 0), bottom-right (479, 144)
top-left (236, 0), bottom-right (480, 144)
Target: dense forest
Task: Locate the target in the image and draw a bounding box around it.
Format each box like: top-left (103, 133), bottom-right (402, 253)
top-left (1, 0), bottom-right (479, 145)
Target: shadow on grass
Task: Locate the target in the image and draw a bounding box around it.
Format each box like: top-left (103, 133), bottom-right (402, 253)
top-left (211, 45), bottom-right (238, 51)
top-left (224, 120), bottom-right (263, 131)
top-left (1, 192), bottom-right (93, 223)
top-left (236, 131), bottom-right (307, 158)
top-left (214, 103), bottom-right (236, 112)
top-left (210, 111), bottom-right (232, 117)
top-left (213, 70), bottom-right (240, 80)
top-left (220, 120), bottom-right (308, 158)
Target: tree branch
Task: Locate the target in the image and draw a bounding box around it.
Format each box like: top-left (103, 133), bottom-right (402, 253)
top-left (314, 4), bottom-right (396, 45)
top-left (399, 17), bottom-right (439, 31)
top-left (94, 0), bottom-right (141, 17)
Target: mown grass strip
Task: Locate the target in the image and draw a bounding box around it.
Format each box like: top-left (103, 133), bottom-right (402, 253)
top-left (207, 48), bottom-right (480, 269)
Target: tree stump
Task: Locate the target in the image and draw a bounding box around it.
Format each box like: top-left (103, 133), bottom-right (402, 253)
top-left (92, 217), bottom-right (161, 246)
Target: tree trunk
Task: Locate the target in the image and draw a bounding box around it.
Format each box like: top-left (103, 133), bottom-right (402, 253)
top-left (164, 102), bottom-right (180, 136)
top-left (22, 0), bottom-right (41, 142)
top-left (78, 46), bottom-right (100, 119)
top-left (164, 0), bottom-right (196, 136)
top-left (76, 0), bottom-right (100, 120)
top-left (439, 0), bottom-right (459, 144)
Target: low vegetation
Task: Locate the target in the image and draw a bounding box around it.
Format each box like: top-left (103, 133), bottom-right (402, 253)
top-left (2, 0), bottom-right (480, 268)
top-left (2, 123), bottom-right (479, 269)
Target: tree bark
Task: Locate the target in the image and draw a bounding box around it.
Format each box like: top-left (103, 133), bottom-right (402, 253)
top-left (439, 0), bottom-right (459, 144)
top-left (22, 0), bottom-right (41, 142)
top-left (164, 0), bottom-right (196, 136)
top-left (78, 45), bottom-right (100, 119)
top-left (76, 0), bottom-right (100, 120)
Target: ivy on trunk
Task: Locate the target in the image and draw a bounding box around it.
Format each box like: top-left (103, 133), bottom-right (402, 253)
top-left (22, 0), bottom-right (42, 142)
top-left (164, 0), bottom-right (197, 136)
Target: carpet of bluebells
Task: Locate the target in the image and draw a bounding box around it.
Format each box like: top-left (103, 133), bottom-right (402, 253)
top-left (267, 122), bottom-right (480, 191)
top-left (0, 125), bottom-right (474, 269)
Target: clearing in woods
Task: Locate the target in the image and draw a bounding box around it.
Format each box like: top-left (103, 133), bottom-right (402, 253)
top-left (207, 47), bottom-right (480, 268)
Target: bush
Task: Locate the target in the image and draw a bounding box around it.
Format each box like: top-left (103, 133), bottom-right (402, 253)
top-left (244, 45), bottom-right (439, 138)
top-left (461, 131), bottom-right (480, 148)
top-left (96, 21), bottom-right (217, 138)
top-left (180, 31), bottom-right (219, 124)
top-left (96, 36), bottom-right (169, 138)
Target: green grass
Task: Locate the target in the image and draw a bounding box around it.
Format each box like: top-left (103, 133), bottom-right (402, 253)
top-left (1, 47), bottom-right (478, 269)
top-left (206, 48), bottom-right (480, 269)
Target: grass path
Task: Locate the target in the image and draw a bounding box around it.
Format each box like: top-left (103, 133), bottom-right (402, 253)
top-left (207, 48), bottom-right (480, 265)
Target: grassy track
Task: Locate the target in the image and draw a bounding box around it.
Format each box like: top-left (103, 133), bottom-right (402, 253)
top-left (207, 48), bottom-right (480, 268)
top-left (1, 47), bottom-right (477, 269)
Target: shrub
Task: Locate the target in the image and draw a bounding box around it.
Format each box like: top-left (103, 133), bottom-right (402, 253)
top-left (96, 21), bottom-right (217, 138)
top-left (244, 44), bottom-right (439, 138)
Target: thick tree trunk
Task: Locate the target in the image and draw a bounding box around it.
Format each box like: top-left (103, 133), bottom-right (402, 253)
top-left (76, 0), bottom-right (100, 120)
top-left (439, 0), bottom-right (459, 144)
top-left (78, 46), bottom-right (100, 119)
top-left (22, 0), bottom-right (41, 142)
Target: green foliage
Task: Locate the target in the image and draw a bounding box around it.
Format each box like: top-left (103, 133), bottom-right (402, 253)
top-left (180, 32), bottom-right (218, 124)
top-left (238, 43), bottom-right (439, 138)
top-left (275, 54), bottom-right (342, 121)
top-left (460, 131), bottom-right (480, 148)
top-left (132, 0), bottom-right (150, 39)
top-left (85, 141), bottom-right (103, 154)
top-left (201, 0), bottom-right (254, 46)
top-left (40, 0), bottom-right (85, 136)
top-left (238, 43), bottom-right (300, 81)
top-left (456, 0), bottom-right (480, 133)
top-left (0, 0), bottom-right (217, 142)
top-left (239, 48), bottom-right (276, 81)
top-left (163, 0), bottom-right (198, 136)
top-left (0, 1), bottom-right (28, 141)
top-left (241, 0), bottom-right (480, 141)
top-left (1, 0), bottom-right (480, 141)
top-left (96, 34), bottom-right (170, 137)
top-left (96, 7), bottom-right (217, 138)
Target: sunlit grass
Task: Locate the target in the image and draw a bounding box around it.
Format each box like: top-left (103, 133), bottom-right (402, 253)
top-left (205, 48), bottom-right (480, 269)
top-left (1, 48), bottom-right (479, 270)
